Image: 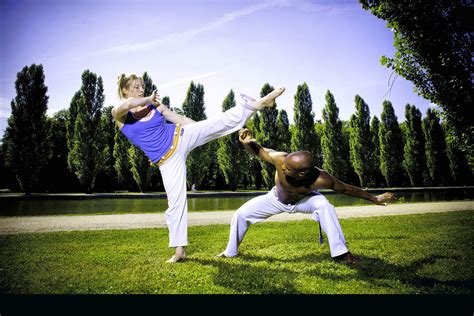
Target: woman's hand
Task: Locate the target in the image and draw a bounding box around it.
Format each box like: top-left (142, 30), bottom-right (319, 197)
top-left (148, 89), bottom-right (161, 107)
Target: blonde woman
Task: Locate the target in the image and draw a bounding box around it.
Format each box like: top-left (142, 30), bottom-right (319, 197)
top-left (112, 73), bottom-right (285, 262)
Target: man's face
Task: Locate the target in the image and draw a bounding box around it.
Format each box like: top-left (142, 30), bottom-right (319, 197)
top-left (282, 160), bottom-right (301, 178)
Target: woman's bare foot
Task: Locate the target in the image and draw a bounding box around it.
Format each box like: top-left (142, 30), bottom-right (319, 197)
top-left (166, 246), bottom-right (186, 263)
top-left (248, 87), bottom-right (285, 110)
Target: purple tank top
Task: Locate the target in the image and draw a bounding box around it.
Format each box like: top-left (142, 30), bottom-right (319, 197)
top-left (121, 104), bottom-right (176, 163)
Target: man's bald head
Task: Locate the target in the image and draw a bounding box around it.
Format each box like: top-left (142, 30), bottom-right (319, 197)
top-left (285, 151), bottom-right (315, 173)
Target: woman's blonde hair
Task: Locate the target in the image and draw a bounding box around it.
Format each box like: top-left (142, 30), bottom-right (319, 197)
top-left (117, 73), bottom-right (143, 99)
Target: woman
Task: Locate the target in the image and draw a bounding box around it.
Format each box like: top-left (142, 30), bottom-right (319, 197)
top-left (112, 73), bottom-right (285, 262)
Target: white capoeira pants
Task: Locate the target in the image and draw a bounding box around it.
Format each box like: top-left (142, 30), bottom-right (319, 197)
top-left (159, 99), bottom-right (257, 248)
top-left (223, 187), bottom-right (349, 257)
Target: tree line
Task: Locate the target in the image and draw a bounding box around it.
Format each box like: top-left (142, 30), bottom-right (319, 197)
top-left (0, 64), bottom-right (471, 194)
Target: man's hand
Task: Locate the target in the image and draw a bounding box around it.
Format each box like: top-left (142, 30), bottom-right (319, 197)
top-left (374, 192), bottom-right (397, 206)
top-left (239, 128), bottom-right (256, 144)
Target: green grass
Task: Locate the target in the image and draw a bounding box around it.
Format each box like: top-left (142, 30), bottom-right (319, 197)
top-left (0, 210), bottom-right (473, 294)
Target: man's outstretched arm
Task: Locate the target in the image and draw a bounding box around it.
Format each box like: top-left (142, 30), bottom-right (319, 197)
top-left (318, 171), bottom-right (396, 205)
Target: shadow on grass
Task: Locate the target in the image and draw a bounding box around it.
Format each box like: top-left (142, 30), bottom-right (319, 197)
top-left (191, 256), bottom-right (302, 294)
top-left (309, 254), bottom-right (473, 293)
top-left (192, 253), bottom-right (473, 294)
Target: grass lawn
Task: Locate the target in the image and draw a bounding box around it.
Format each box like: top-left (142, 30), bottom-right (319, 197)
top-left (0, 210), bottom-right (473, 294)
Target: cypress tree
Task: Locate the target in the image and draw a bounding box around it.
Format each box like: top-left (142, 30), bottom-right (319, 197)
top-left (3, 64), bottom-right (51, 194)
top-left (321, 90), bottom-right (349, 180)
top-left (370, 116), bottom-right (385, 187)
top-left (349, 95), bottom-right (373, 187)
top-left (403, 104), bottom-right (428, 186)
top-left (67, 70), bottom-right (106, 193)
top-left (249, 113), bottom-right (264, 189)
top-left (292, 83), bottom-right (321, 165)
top-left (276, 109), bottom-right (291, 153)
top-left (182, 81), bottom-right (210, 188)
top-left (113, 128), bottom-right (133, 190)
top-left (379, 100), bottom-right (405, 187)
top-left (95, 106), bottom-right (116, 191)
top-left (257, 83), bottom-right (280, 189)
top-left (422, 108), bottom-right (451, 185)
top-left (217, 90), bottom-right (244, 190)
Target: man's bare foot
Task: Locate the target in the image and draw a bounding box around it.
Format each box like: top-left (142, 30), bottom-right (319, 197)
top-left (215, 251), bottom-right (228, 258)
top-left (166, 246), bottom-right (186, 263)
top-left (333, 251), bottom-right (359, 264)
top-left (249, 87), bottom-right (285, 110)
top-left (215, 251), bottom-right (237, 258)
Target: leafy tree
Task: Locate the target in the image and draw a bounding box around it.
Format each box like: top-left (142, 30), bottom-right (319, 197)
top-left (360, 0), bottom-right (473, 163)
top-left (3, 64), bottom-right (51, 194)
top-left (403, 104), bottom-right (428, 186)
top-left (40, 110), bottom-right (79, 192)
top-left (444, 121), bottom-right (472, 185)
top-left (379, 100), bottom-right (405, 187)
top-left (67, 70), bottom-right (106, 193)
top-left (349, 95), bottom-right (374, 187)
top-left (422, 109), bottom-right (451, 185)
top-left (182, 81), bottom-right (210, 188)
top-left (257, 83), bottom-right (280, 189)
top-left (292, 83), bottom-right (321, 165)
top-left (321, 90), bottom-right (349, 180)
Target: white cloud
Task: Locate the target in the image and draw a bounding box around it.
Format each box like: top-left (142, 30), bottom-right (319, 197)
top-left (158, 68), bottom-right (229, 90)
top-left (92, 1), bottom-right (277, 56)
top-left (0, 97), bottom-right (12, 119)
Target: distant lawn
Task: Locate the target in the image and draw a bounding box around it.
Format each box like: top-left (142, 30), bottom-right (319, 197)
top-left (0, 210), bottom-right (473, 294)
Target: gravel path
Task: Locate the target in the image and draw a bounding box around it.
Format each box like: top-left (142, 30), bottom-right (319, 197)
top-left (0, 201), bottom-right (472, 235)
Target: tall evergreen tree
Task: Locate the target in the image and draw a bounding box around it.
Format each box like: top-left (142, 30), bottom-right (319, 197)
top-left (95, 106), bottom-right (116, 191)
top-left (249, 113), bottom-right (264, 189)
top-left (349, 95), bottom-right (374, 187)
top-left (182, 81), bottom-right (210, 188)
top-left (370, 116), bottom-right (385, 187)
top-left (422, 109), bottom-right (451, 185)
top-left (257, 83), bottom-right (280, 189)
top-left (142, 72), bottom-right (157, 96)
top-left (3, 64), bottom-right (51, 194)
top-left (341, 120), bottom-right (360, 186)
top-left (403, 104), bottom-right (428, 186)
top-left (276, 109), bottom-right (291, 153)
top-left (291, 83), bottom-right (321, 165)
top-left (113, 128), bottom-right (133, 190)
top-left (321, 90), bottom-right (349, 180)
top-left (379, 100), bottom-right (405, 187)
top-left (67, 70), bottom-right (106, 193)
top-left (217, 90), bottom-right (245, 190)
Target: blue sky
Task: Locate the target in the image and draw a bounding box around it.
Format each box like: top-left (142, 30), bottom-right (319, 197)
top-left (0, 0), bottom-right (434, 138)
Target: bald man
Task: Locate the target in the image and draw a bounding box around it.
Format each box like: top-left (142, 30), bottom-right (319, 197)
top-left (217, 128), bottom-right (396, 263)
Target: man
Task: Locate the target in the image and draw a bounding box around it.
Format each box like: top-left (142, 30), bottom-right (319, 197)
top-left (217, 128), bottom-right (396, 263)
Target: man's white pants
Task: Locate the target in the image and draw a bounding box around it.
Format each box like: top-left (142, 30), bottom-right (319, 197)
top-left (159, 101), bottom-right (257, 247)
top-left (223, 187), bottom-right (349, 257)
